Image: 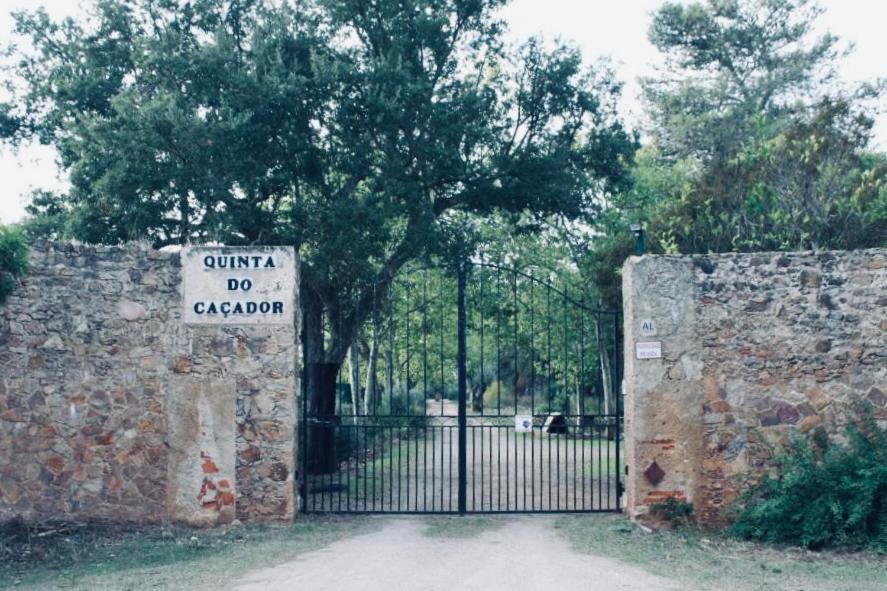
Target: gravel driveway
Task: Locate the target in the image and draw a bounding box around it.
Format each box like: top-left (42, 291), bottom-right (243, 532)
top-left (233, 516), bottom-right (678, 591)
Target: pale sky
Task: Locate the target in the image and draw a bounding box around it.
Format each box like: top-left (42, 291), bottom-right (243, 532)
top-left (1, 0), bottom-right (885, 224)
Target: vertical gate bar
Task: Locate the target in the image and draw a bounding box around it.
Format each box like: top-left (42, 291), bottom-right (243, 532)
top-left (496, 266), bottom-right (501, 416)
top-left (354, 427), bottom-right (359, 512)
top-left (471, 426), bottom-right (476, 510)
top-left (423, 275), bottom-right (428, 414)
top-left (514, 423), bottom-right (519, 510)
top-left (385, 426), bottom-right (390, 511)
top-left (429, 421), bottom-right (434, 511)
top-left (345, 427), bottom-right (356, 513)
top-left (457, 261), bottom-right (467, 514)
top-left (403, 423), bottom-right (407, 511)
top-left (561, 290), bottom-right (567, 510)
top-left (546, 283), bottom-right (552, 412)
top-left (489, 427), bottom-right (493, 510)
top-left (598, 411), bottom-right (603, 509)
top-left (497, 425), bottom-right (502, 510)
top-left (392, 284), bottom-right (398, 418)
top-left (354, 304), bottom-right (359, 418)
top-left (479, 269), bottom-right (485, 417)
top-left (573, 419), bottom-right (582, 510)
top-left (387, 289), bottom-right (393, 416)
top-left (300, 309), bottom-right (308, 513)
top-left (580, 303), bottom-right (585, 418)
top-left (505, 427), bottom-right (510, 510)
top-left (406, 288), bottom-right (411, 417)
top-left (366, 427), bottom-right (370, 511)
top-left (556, 421), bottom-right (561, 510)
top-left (539, 414), bottom-right (544, 511)
top-left (415, 425), bottom-right (420, 511)
top-left (480, 422), bottom-right (484, 509)
top-left (442, 425), bottom-right (446, 510)
top-left (522, 430), bottom-right (527, 510)
top-left (614, 312), bottom-right (622, 510)
top-left (512, 270), bottom-right (518, 416)
top-left (547, 425), bottom-right (552, 509)
top-left (580, 302), bottom-right (586, 511)
top-left (376, 425), bottom-right (381, 511)
top-left (439, 271), bottom-right (445, 416)
top-left (582, 417), bottom-right (586, 510)
top-left (338, 426), bottom-right (343, 511)
top-left (530, 280), bottom-right (535, 415)
top-left (449, 426), bottom-right (454, 511)
top-left (529, 280), bottom-right (536, 506)
top-left (445, 427), bottom-right (449, 511)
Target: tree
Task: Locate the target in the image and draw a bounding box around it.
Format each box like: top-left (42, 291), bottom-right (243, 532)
top-left (2, 0), bottom-right (635, 471)
top-left (644, 0), bottom-right (843, 162)
top-left (0, 224), bottom-right (29, 304)
top-left (585, 0), bottom-right (885, 308)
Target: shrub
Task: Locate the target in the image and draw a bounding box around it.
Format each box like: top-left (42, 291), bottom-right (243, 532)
top-left (731, 415), bottom-right (887, 551)
top-left (482, 381), bottom-right (507, 410)
top-left (650, 496), bottom-right (694, 527)
top-left (0, 225), bottom-right (28, 303)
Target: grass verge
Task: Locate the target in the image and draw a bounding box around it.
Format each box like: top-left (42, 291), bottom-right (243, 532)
top-left (0, 516), bottom-right (376, 591)
top-left (554, 514), bottom-right (887, 591)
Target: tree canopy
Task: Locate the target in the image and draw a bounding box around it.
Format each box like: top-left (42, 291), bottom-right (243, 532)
top-left (582, 0), bottom-right (885, 306)
top-left (2, 0), bottom-right (636, 363)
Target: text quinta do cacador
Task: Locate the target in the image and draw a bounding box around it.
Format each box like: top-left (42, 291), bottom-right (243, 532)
top-left (192, 253), bottom-right (286, 318)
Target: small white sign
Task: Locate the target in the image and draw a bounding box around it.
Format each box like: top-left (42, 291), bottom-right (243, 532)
top-left (515, 415), bottom-right (533, 433)
top-left (182, 246), bottom-right (296, 326)
top-left (640, 318), bottom-right (657, 336)
top-left (636, 341), bottom-right (662, 359)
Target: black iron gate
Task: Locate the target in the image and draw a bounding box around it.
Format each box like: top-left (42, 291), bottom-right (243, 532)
top-left (301, 262), bottom-right (622, 514)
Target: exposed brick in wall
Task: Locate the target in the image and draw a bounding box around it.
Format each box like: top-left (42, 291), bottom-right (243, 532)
top-left (0, 241), bottom-right (298, 526)
top-left (623, 249), bottom-right (886, 525)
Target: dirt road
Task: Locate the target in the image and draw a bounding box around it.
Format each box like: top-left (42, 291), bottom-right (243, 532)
top-left (233, 516), bottom-right (678, 591)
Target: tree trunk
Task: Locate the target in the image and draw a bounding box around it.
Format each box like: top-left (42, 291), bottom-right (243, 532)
top-left (303, 287), bottom-right (340, 474)
top-left (300, 247), bottom-right (412, 475)
top-left (594, 317), bottom-right (613, 416)
top-left (305, 361), bottom-right (340, 474)
top-left (348, 340), bottom-right (361, 422)
top-left (385, 337), bottom-right (393, 414)
top-left (364, 322), bottom-right (378, 415)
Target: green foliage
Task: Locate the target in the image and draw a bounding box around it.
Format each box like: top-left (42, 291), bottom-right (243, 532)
top-left (585, 0), bottom-right (885, 303)
top-left (0, 224), bottom-right (29, 304)
top-left (2, 0), bottom-right (635, 365)
top-left (731, 417), bottom-right (887, 551)
top-left (645, 0), bottom-right (842, 160)
top-left (482, 381), bottom-right (507, 410)
top-left (650, 496), bottom-right (694, 527)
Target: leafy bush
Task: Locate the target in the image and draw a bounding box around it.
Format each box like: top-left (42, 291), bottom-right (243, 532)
top-left (731, 416), bottom-right (887, 551)
top-left (650, 496), bottom-right (694, 527)
top-left (0, 224), bottom-right (28, 303)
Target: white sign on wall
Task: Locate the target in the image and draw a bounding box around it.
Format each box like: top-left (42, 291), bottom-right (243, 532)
top-left (515, 415), bottom-right (533, 433)
top-left (182, 246), bottom-right (296, 326)
top-left (635, 341), bottom-right (662, 360)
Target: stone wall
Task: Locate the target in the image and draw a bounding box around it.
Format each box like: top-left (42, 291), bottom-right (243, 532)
top-left (0, 241), bottom-right (298, 526)
top-left (623, 248), bottom-right (886, 525)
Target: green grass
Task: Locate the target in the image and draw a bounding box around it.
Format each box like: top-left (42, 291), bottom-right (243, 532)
top-left (419, 516), bottom-right (506, 539)
top-left (555, 514), bottom-right (887, 591)
top-left (341, 431), bottom-right (621, 480)
top-left (0, 516), bottom-right (378, 591)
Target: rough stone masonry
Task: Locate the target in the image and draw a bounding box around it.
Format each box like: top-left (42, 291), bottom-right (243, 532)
top-left (623, 248), bottom-right (886, 525)
top-left (0, 241), bottom-right (298, 526)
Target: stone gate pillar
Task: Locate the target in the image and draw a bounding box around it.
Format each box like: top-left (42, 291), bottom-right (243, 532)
top-left (167, 246), bottom-right (299, 525)
top-left (622, 255), bottom-right (704, 520)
